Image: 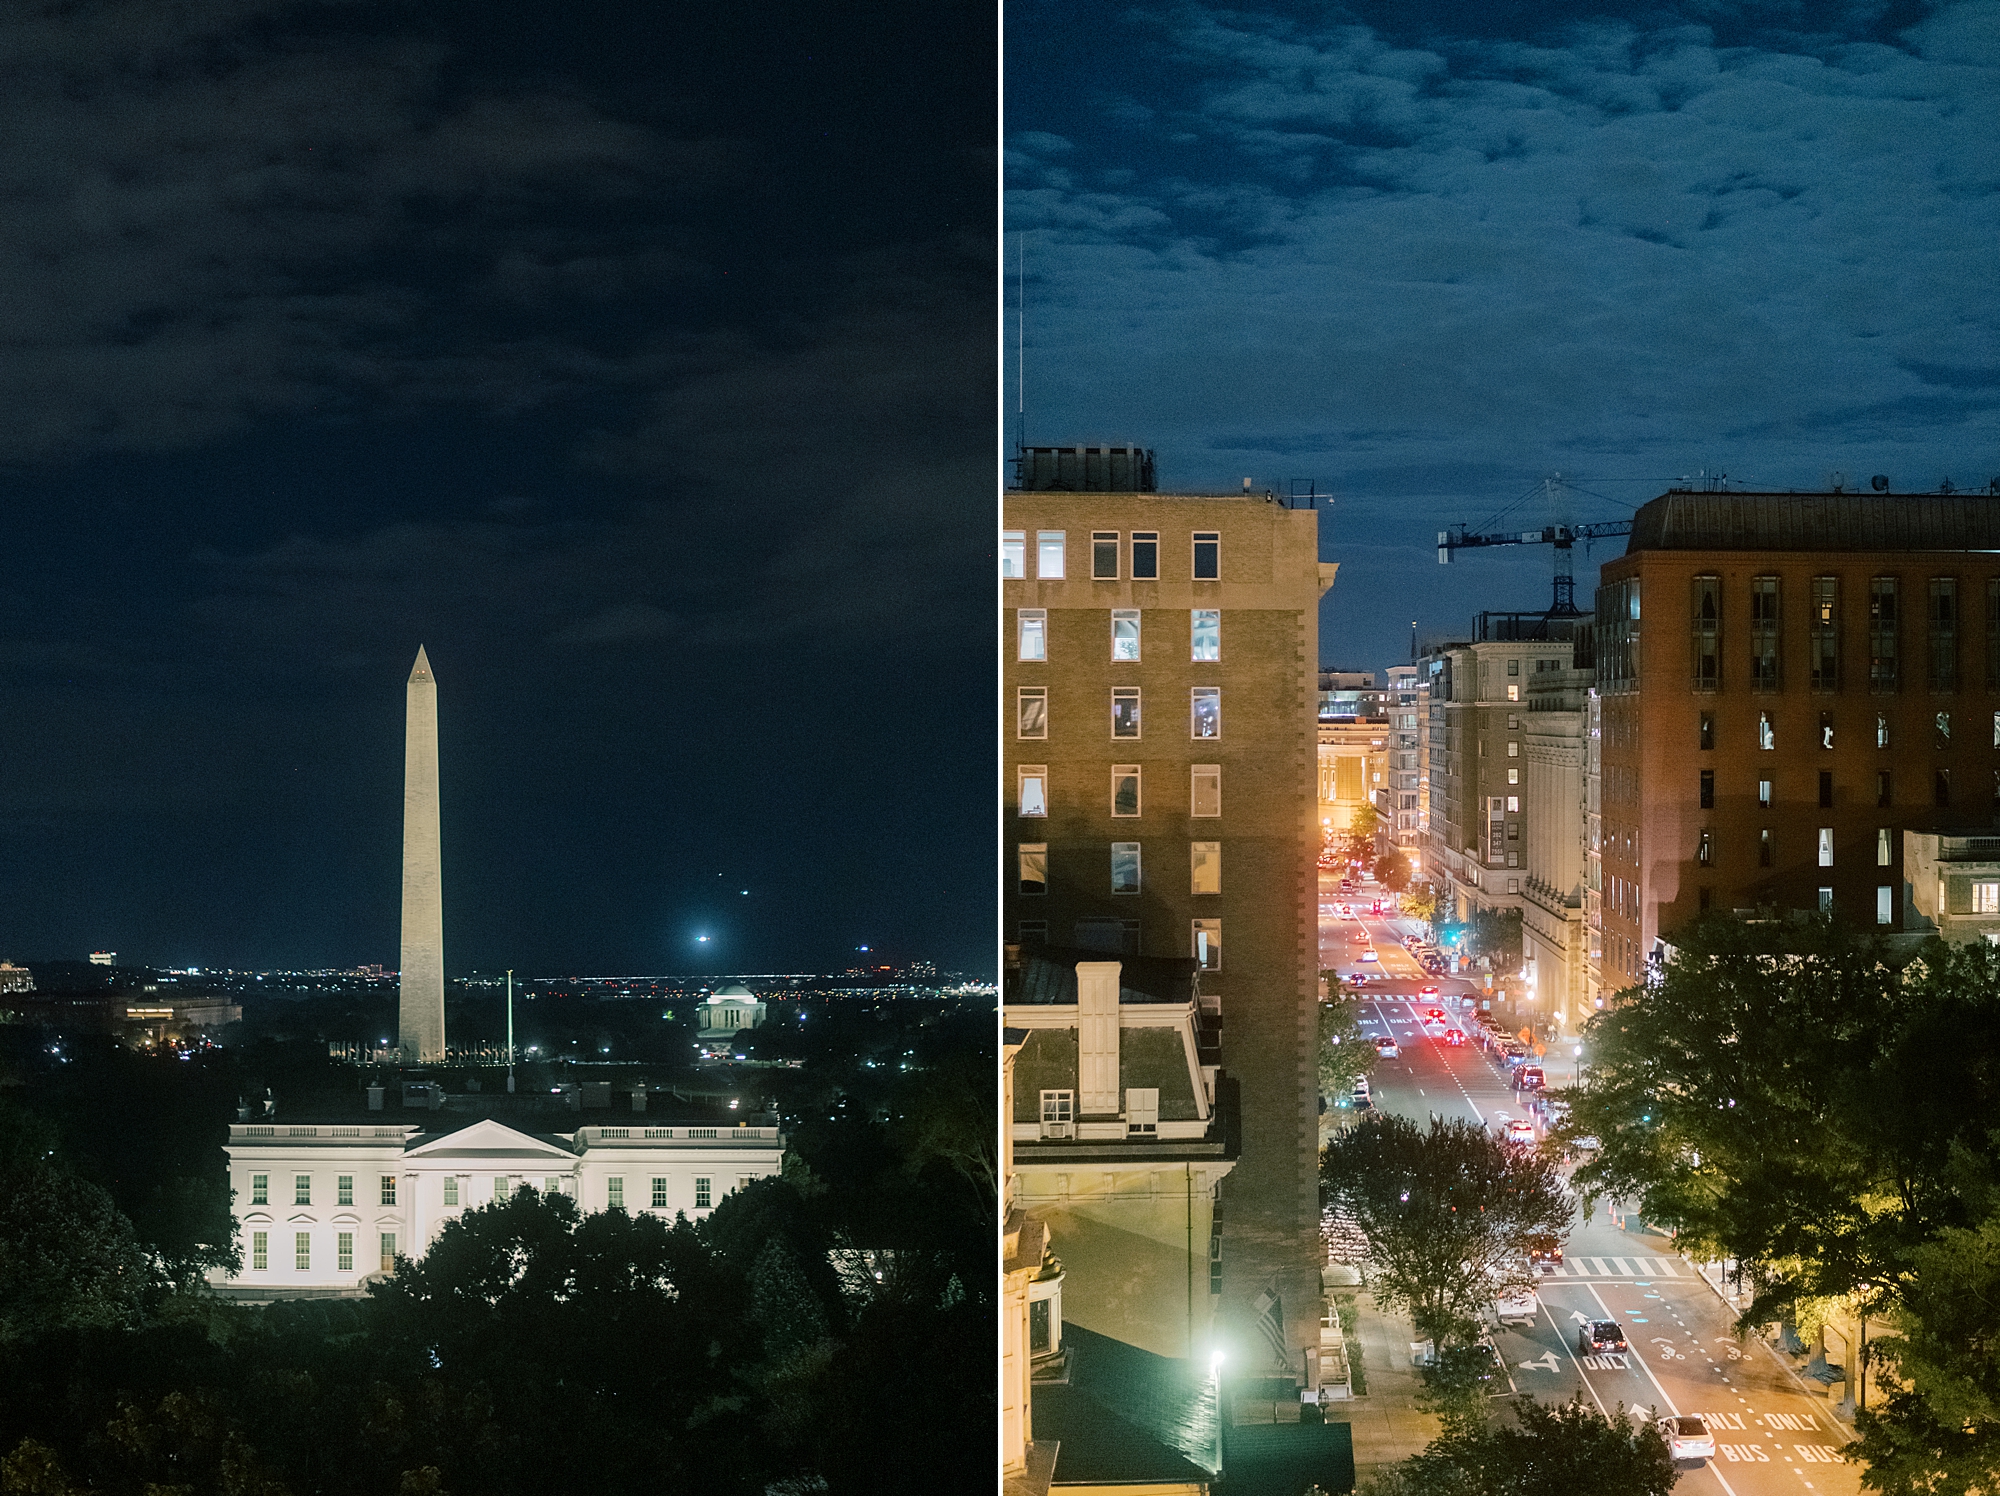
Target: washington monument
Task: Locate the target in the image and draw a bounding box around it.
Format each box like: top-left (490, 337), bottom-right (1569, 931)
top-left (399, 646), bottom-right (446, 1061)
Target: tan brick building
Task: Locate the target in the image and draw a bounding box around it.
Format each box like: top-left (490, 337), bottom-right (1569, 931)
top-left (1594, 490), bottom-right (2000, 972)
top-left (1002, 481), bottom-right (1332, 1389)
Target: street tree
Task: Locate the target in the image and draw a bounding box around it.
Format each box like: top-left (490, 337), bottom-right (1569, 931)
top-left (1399, 881), bottom-right (1439, 931)
top-left (1340, 803), bottom-right (1380, 865)
top-left (1363, 1396), bottom-right (1677, 1496)
top-left (1317, 986), bottom-right (1373, 1102)
top-left (1374, 849), bottom-right (1412, 893)
top-left (1320, 1114), bottom-right (1571, 1346)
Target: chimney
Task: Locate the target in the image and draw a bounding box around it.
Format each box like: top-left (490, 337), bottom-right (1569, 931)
top-left (631, 1080), bottom-right (648, 1114)
top-left (1076, 960), bottom-right (1122, 1116)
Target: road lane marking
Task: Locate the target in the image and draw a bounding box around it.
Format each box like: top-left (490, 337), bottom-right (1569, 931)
top-left (1542, 1300), bottom-right (1609, 1418)
top-left (1584, 1281), bottom-right (1745, 1496)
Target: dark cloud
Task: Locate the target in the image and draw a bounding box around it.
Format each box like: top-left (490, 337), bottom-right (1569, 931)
top-left (0, 0), bottom-right (996, 974)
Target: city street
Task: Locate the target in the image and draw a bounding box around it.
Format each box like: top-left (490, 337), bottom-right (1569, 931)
top-left (1321, 878), bottom-right (1862, 1495)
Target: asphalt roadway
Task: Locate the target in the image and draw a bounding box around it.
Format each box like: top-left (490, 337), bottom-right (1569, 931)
top-left (1321, 878), bottom-right (1862, 1496)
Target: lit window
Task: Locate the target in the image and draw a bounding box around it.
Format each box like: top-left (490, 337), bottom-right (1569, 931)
top-left (338, 1232), bottom-right (353, 1272)
top-left (1507, 768), bottom-right (1519, 784)
top-left (1192, 918), bottom-right (1222, 970)
top-left (337, 1175), bottom-right (353, 1206)
top-left (1191, 687), bottom-right (1221, 739)
top-left (1018, 844), bottom-right (1047, 896)
top-left (1507, 796), bottom-right (1519, 812)
top-left (652, 1178), bottom-right (669, 1208)
top-left (1111, 609), bottom-right (1141, 661)
top-left (1819, 888), bottom-right (1834, 914)
top-left (1191, 609), bottom-right (1220, 662)
top-left (1192, 532), bottom-right (1219, 580)
top-left (1759, 713), bottom-right (1775, 750)
top-left (1018, 765), bottom-right (1048, 818)
top-left (380, 1233), bottom-right (396, 1274)
top-left (1507, 685), bottom-right (1519, 701)
top-left (1191, 766), bottom-right (1221, 818)
top-left (251, 1174), bottom-right (268, 1206)
top-left (1819, 828), bottom-right (1834, 867)
top-left (1698, 831), bottom-right (1713, 866)
top-left (607, 1177), bottom-right (625, 1209)
top-left (1040, 1090), bottom-right (1074, 1139)
top-left (1111, 765), bottom-right (1140, 817)
top-left (443, 1177), bottom-right (459, 1206)
top-left (1036, 531), bottom-right (1065, 579)
top-left (1191, 841), bottom-right (1220, 895)
top-left (1001, 531), bottom-right (1025, 579)
top-left (1018, 609), bottom-right (1046, 661)
top-left (1758, 780), bottom-right (1772, 809)
top-left (1507, 741), bottom-right (1519, 757)
top-left (1132, 532), bottom-right (1159, 579)
top-left (1017, 687), bottom-right (1047, 739)
top-left (1112, 687), bottom-right (1142, 738)
top-left (251, 1231), bottom-right (267, 1271)
top-left (1877, 714), bottom-right (1891, 749)
top-left (295, 1231), bottom-right (311, 1272)
top-left (1975, 883), bottom-right (2000, 915)
top-left (1877, 828), bottom-right (1891, 867)
top-left (1877, 886), bottom-right (1893, 925)
top-left (381, 1176), bottom-right (397, 1207)
top-left (1112, 842), bottom-right (1141, 895)
top-left (695, 1177), bottom-right (712, 1210)
top-left (1820, 712), bottom-right (1835, 750)
top-left (1092, 532), bottom-right (1119, 580)
top-left (1125, 1088), bottom-right (1159, 1137)
top-left (295, 1174), bottom-right (311, 1206)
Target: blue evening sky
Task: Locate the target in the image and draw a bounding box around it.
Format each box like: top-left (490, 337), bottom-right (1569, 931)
top-left (1006, 0), bottom-right (1998, 673)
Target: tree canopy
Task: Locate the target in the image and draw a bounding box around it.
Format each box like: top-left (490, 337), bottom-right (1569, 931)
top-left (1363, 1397), bottom-right (1677, 1496)
top-left (1321, 1114), bottom-right (1572, 1345)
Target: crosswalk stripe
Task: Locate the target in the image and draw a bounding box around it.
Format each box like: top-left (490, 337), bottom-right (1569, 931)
top-left (1588, 1257), bottom-right (1612, 1275)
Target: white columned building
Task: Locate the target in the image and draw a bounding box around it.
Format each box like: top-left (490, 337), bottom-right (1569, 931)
top-left (213, 1114), bottom-right (786, 1298)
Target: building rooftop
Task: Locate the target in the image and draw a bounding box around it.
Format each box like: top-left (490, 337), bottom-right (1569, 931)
top-left (1007, 947), bottom-right (1199, 1006)
top-left (1626, 491), bottom-right (2000, 554)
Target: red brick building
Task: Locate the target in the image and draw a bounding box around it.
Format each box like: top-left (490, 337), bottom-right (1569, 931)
top-left (1594, 490), bottom-right (2000, 976)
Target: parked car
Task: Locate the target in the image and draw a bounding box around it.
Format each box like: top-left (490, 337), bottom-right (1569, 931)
top-left (1492, 1282), bottom-right (1538, 1325)
top-left (1351, 1078), bottom-right (1373, 1110)
top-left (1505, 1117), bottom-right (1536, 1146)
top-left (1515, 1066), bottom-right (1546, 1092)
top-left (1579, 1320), bottom-right (1627, 1354)
top-left (1658, 1416), bottom-right (1715, 1462)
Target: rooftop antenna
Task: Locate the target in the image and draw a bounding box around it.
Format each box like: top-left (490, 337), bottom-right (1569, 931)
top-left (505, 968), bottom-right (515, 1093)
top-left (1016, 233), bottom-right (1026, 462)
top-left (1410, 619), bottom-right (1417, 663)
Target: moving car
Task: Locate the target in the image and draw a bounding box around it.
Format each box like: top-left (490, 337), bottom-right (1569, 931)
top-left (1358, 950), bottom-right (1378, 961)
top-left (1443, 1028), bottom-right (1465, 1047)
top-left (1526, 1233), bottom-right (1564, 1270)
top-left (1373, 1035), bottom-right (1400, 1059)
top-left (1515, 1065), bottom-right (1546, 1092)
top-left (1420, 985), bottom-right (1440, 996)
top-left (1658, 1416), bottom-right (1715, 1462)
top-left (1579, 1320), bottom-right (1627, 1354)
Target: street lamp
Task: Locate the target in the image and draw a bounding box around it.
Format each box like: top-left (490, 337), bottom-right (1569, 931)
top-left (1572, 1043), bottom-right (1582, 1087)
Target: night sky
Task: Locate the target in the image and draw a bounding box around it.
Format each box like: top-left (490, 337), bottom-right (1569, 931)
top-left (1007, 0), bottom-right (1998, 673)
top-left (0, 1), bottom-right (994, 976)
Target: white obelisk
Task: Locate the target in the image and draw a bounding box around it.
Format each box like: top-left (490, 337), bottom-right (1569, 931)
top-left (398, 646), bottom-right (446, 1062)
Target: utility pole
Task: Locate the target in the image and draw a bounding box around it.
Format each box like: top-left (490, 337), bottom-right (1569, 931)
top-left (506, 968), bottom-right (515, 1093)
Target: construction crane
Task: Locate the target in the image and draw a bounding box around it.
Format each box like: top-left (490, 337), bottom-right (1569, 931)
top-left (1436, 519), bottom-right (1634, 615)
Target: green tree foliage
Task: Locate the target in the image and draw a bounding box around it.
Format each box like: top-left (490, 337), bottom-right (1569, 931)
top-left (1320, 1115), bottom-right (1572, 1346)
top-left (1399, 881), bottom-right (1440, 929)
top-left (1465, 908), bottom-right (1522, 969)
top-left (1565, 918), bottom-right (2000, 1492)
top-left (1374, 849), bottom-right (1412, 893)
top-left (0, 1107), bottom-right (151, 1342)
top-left (1340, 803), bottom-right (1381, 864)
top-left (1363, 1397), bottom-right (1676, 1496)
top-left (1317, 987), bottom-right (1374, 1101)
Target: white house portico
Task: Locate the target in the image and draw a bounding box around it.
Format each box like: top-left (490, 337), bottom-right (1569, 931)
top-left (214, 1113), bottom-right (786, 1298)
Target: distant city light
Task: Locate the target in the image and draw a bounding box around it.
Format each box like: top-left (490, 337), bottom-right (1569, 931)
top-left (696, 935), bottom-right (710, 944)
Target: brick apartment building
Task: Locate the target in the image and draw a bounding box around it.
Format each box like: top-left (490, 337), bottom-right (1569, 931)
top-left (1594, 490), bottom-right (2000, 973)
top-left (1003, 455), bottom-right (1334, 1390)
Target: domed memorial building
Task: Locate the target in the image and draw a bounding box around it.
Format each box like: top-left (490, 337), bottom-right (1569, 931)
top-left (696, 982), bottom-right (767, 1056)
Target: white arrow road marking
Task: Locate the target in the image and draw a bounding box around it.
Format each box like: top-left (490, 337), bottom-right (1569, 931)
top-left (1586, 1282), bottom-right (1745, 1496)
top-left (1517, 1351), bottom-right (1562, 1373)
top-left (1570, 1310), bottom-right (1590, 1323)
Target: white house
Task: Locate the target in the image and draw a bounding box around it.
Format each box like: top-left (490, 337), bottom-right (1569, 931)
top-left (212, 1114), bottom-right (786, 1298)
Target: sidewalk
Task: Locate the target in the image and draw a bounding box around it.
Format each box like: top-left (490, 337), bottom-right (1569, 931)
top-left (1318, 1290), bottom-right (1442, 1481)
